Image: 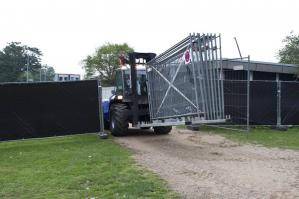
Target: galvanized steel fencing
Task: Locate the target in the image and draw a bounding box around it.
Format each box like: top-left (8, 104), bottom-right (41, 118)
top-left (146, 33), bottom-right (225, 123)
top-left (223, 78), bottom-right (299, 127)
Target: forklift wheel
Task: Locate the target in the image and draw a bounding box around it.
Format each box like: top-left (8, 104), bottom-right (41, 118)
top-left (110, 104), bottom-right (129, 136)
top-left (153, 126), bottom-right (172, 134)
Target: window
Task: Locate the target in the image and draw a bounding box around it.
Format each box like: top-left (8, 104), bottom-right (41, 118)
top-left (137, 70), bottom-right (147, 96)
top-left (59, 77), bottom-right (63, 81)
top-left (115, 70), bottom-right (123, 94)
top-left (113, 68), bottom-right (148, 96)
top-left (123, 69), bottom-right (131, 95)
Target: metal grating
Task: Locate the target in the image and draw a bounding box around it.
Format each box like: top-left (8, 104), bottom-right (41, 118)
top-left (146, 33), bottom-right (225, 122)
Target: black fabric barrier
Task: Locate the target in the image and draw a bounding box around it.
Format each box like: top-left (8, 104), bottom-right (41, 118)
top-left (0, 80), bottom-right (100, 141)
top-left (249, 81), bottom-right (277, 125)
top-left (224, 80), bottom-right (248, 124)
top-left (281, 82), bottom-right (299, 125)
top-left (224, 80), bottom-right (277, 125)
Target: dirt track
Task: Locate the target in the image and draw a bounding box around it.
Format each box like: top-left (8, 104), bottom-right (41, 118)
top-left (115, 128), bottom-right (299, 199)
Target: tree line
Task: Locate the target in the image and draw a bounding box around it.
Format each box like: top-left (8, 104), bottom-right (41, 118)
top-left (0, 42), bottom-right (55, 83)
top-left (83, 33), bottom-right (299, 86)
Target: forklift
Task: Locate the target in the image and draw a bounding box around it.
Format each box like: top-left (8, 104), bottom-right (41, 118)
top-left (107, 52), bottom-right (172, 136)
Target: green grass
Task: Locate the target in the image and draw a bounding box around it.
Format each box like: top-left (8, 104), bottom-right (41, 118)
top-left (0, 134), bottom-right (177, 199)
top-left (183, 125), bottom-right (299, 150)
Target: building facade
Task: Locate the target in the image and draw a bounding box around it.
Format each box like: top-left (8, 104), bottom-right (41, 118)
top-left (221, 59), bottom-right (299, 126)
top-left (222, 59), bottom-right (298, 81)
top-left (54, 74), bottom-right (81, 81)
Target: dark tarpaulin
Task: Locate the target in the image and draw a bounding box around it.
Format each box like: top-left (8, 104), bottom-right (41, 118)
top-left (249, 81), bottom-right (277, 125)
top-left (281, 82), bottom-right (299, 125)
top-left (224, 80), bottom-right (247, 124)
top-left (0, 80), bottom-right (100, 141)
top-left (224, 80), bottom-right (277, 125)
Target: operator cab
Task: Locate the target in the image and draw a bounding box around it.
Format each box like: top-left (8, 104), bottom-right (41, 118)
top-left (115, 64), bottom-right (147, 97)
top-left (114, 52), bottom-right (155, 105)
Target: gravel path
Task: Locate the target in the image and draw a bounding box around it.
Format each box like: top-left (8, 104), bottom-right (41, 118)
top-left (115, 128), bottom-right (299, 199)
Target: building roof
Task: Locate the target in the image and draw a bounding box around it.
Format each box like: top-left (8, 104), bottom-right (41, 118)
top-left (222, 59), bottom-right (298, 74)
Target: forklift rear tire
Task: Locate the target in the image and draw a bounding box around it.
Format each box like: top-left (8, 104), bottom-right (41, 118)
top-left (110, 104), bottom-right (129, 136)
top-left (153, 126), bottom-right (172, 134)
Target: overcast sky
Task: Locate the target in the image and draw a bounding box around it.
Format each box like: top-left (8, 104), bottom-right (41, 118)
top-left (0, 0), bottom-right (298, 76)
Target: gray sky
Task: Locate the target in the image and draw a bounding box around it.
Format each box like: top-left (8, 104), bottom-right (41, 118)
top-left (1, 0), bottom-right (298, 76)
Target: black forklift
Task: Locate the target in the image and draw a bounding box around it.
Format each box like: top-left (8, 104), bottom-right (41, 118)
top-left (108, 52), bottom-right (172, 136)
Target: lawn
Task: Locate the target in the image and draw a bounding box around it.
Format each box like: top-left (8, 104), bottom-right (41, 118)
top-left (0, 134), bottom-right (176, 198)
top-left (184, 125), bottom-right (299, 150)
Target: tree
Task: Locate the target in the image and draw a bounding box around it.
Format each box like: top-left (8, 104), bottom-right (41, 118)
top-left (32, 65), bottom-right (56, 82)
top-left (83, 43), bottom-right (133, 86)
top-left (43, 66), bottom-right (56, 81)
top-left (278, 32), bottom-right (299, 65)
top-left (0, 42), bottom-right (55, 82)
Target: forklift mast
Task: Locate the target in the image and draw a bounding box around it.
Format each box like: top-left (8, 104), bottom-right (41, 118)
top-left (128, 52), bottom-right (156, 126)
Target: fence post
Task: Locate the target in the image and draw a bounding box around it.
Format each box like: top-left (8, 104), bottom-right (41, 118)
top-left (277, 79), bottom-right (281, 126)
top-left (246, 56), bottom-right (250, 132)
top-left (98, 82), bottom-right (108, 139)
top-left (189, 33), bottom-right (200, 118)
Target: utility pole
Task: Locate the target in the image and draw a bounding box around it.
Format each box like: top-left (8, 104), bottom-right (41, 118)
top-left (40, 66), bottom-right (42, 82)
top-left (44, 68), bottom-right (47, 81)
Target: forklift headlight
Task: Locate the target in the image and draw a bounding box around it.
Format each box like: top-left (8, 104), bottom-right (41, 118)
top-left (117, 95), bottom-right (123, 100)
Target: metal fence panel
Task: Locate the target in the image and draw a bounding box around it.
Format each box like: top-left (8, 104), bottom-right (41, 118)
top-left (0, 80), bottom-right (100, 141)
top-left (147, 33), bottom-right (225, 122)
top-left (281, 82), bottom-right (299, 125)
top-left (250, 81), bottom-right (277, 125)
top-left (223, 80), bottom-right (277, 126)
top-left (214, 71), bottom-right (299, 127)
top-left (224, 80), bottom-right (248, 124)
